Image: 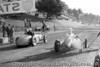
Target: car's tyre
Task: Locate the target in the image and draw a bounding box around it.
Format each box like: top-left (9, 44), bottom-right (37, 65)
top-left (54, 40), bottom-right (61, 52)
top-left (31, 37), bottom-right (37, 46)
top-left (93, 55), bottom-right (100, 67)
top-left (84, 38), bottom-right (87, 48)
top-left (15, 37), bottom-right (20, 47)
top-left (43, 35), bottom-right (47, 43)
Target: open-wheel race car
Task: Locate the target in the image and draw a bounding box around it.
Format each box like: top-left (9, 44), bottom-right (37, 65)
top-left (54, 28), bottom-right (100, 52)
top-left (15, 32), bottom-right (47, 47)
top-left (54, 33), bottom-right (88, 52)
top-left (54, 28), bottom-right (88, 52)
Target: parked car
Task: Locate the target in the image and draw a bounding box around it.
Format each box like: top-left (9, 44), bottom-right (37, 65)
top-left (93, 49), bottom-right (100, 67)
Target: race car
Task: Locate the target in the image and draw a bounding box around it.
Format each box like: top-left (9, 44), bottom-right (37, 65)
top-left (93, 49), bottom-right (100, 67)
top-left (15, 33), bottom-right (47, 47)
top-left (54, 28), bottom-right (88, 52)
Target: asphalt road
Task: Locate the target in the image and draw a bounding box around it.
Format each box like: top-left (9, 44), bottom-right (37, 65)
top-left (0, 29), bottom-right (100, 67)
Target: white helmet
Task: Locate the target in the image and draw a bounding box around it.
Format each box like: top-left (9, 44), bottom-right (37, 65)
top-left (69, 28), bottom-right (73, 33)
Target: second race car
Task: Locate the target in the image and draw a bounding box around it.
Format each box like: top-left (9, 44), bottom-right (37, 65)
top-left (15, 31), bottom-right (47, 47)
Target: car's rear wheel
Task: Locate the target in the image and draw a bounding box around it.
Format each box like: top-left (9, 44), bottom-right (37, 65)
top-left (43, 35), bottom-right (47, 43)
top-left (94, 55), bottom-right (100, 67)
top-left (54, 40), bottom-right (61, 52)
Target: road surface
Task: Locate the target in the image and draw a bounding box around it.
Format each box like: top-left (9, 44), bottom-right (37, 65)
top-left (0, 29), bottom-right (100, 67)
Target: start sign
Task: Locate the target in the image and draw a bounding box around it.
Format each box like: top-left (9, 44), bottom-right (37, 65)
top-left (0, 0), bottom-right (36, 14)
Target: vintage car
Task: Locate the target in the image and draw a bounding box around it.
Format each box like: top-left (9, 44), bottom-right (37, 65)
top-left (91, 32), bottom-right (100, 67)
top-left (93, 49), bottom-right (100, 67)
top-left (54, 31), bottom-right (87, 52)
top-left (34, 26), bottom-right (50, 32)
top-left (15, 33), bottom-right (47, 47)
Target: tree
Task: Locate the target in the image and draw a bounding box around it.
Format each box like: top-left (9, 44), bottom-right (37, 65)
top-left (78, 9), bottom-right (83, 14)
top-left (67, 8), bottom-right (73, 15)
top-left (36, 0), bottom-right (64, 19)
top-left (72, 9), bottom-right (79, 20)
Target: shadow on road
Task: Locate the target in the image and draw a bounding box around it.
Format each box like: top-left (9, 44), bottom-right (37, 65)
top-left (0, 45), bottom-right (18, 51)
top-left (3, 48), bottom-right (98, 64)
top-left (0, 44), bottom-right (29, 52)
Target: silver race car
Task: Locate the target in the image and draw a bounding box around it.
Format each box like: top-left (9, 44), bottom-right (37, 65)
top-left (15, 32), bottom-right (47, 47)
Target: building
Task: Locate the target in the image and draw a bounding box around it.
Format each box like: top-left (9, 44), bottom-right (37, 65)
top-left (0, 0), bottom-right (21, 3)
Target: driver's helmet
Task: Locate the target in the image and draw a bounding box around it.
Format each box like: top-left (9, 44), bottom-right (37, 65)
top-left (69, 28), bottom-right (73, 34)
top-left (68, 28), bottom-right (76, 39)
top-left (26, 27), bottom-right (32, 32)
top-left (28, 28), bottom-right (32, 31)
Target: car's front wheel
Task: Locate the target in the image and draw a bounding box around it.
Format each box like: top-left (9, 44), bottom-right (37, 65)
top-left (15, 37), bottom-right (20, 47)
top-left (30, 37), bottom-right (37, 46)
top-left (43, 35), bottom-right (47, 43)
top-left (54, 40), bottom-right (61, 52)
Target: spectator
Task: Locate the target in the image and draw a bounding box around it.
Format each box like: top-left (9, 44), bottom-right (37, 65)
top-left (24, 18), bottom-right (27, 28)
top-left (9, 25), bottom-right (14, 43)
top-left (24, 18), bottom-right (29, 28)
top-left (6, 24), bottom-right (12, 43)
top-left (0, 17), bottom-right (4, 25)
top-left (0, 24), bottom-right (2, 32)
top-left (6, 24), bottom-right (10, 37)
top-left (53, 23), bottom-right (56, 31)
top-left (28, 19), bottom-right (32, 28)
top-left (41, 20), bottom-right (46, 31)
top-left (2, 23), bottom-right (7, 37)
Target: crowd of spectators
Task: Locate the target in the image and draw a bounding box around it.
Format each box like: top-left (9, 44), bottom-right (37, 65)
top-left (0, 17), bottom-right (14, 43)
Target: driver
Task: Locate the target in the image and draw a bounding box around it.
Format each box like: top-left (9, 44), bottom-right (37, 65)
top-left (68, 28), bottom-right (76, 47)
top-left (62, 28), bottom-right (82, 52)
top-left (63, 28), bottom-right (76, 47)
top-left (26, 27), bottom-right (34, 36)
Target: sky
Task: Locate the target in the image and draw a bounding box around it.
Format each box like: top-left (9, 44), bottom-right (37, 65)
top-left (61, 0), bottom-right (100, 15)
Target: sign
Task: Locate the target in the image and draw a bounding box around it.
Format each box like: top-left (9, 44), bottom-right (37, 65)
top-left (0, 0), bottom-right (36, 14)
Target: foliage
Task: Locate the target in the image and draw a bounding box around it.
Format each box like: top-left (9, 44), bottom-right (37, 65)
top-left (36, 0), bottom-right (100, 23)
top-left (65, 7), bottom-right (100, 24)
top-left (36, 0), bottom-right (64, 19)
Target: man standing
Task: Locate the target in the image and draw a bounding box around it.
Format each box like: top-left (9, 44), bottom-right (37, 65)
top-left (53, 23), bottom-right (56, 31)
top-left (9, 25), bottom-right (14, 43)
top-left (2, 23), bottom-right (7, 37)
top-left (28, 19), bottom-right (32, 28)
top-left (41, 20), bottom-right (46, 31)
top-left (6, 24), bottom-right (12, 43)
top-left (6, 24), bottom-right (10, 37)
top-left (24, 18), bottom-right (27, 28)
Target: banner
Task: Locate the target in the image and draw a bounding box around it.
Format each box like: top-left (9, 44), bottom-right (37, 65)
top-left (0, 0), bottom-right (36, 14)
